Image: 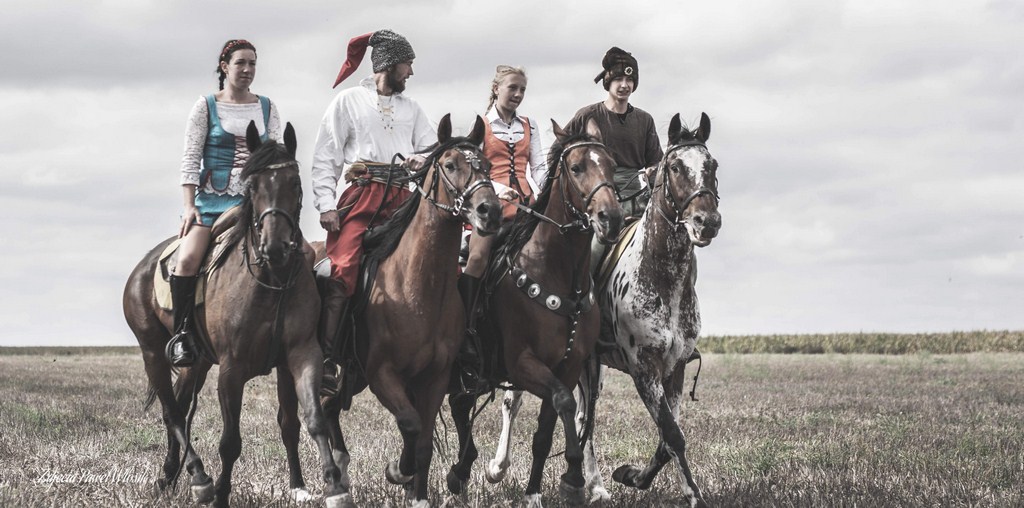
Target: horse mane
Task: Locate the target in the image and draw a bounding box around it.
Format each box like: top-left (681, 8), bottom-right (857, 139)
top-left (362, 137), bottom-right (478, 263)
top-left (491, 129), bottom-right (596, 266)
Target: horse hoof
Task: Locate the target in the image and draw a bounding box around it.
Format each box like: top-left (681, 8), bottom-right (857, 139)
top-left (446, 469), bottom-right (467, 495)
top-left (290, 487), bottom-right (314, 502)
top-left (485, 460), bottom-right (507, 483)
top-left (523, 493), bottom-right (544, 508)
top-left (612, 465), bottom-right (642, 489)
top-left (191, 479), bottom-right (215, 504)
top-left (385, 459), bottom-right (413, 485)
top-left (325, 492), bottom-right (356, 508)
top-left (588, 485), bottom-right (612, 505)
top-left (558, 478), bottom-right (586, 505)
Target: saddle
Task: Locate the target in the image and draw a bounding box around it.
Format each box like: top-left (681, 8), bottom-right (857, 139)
top-left (153, 206), bottom-right (246, 311)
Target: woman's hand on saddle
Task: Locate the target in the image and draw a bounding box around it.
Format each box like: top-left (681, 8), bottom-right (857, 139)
top-left (498, 187), bottom-right (520, 202)
top-left (404, 154), bottom-right (427, 172)
top-left (320, 210), bottom-right (341, 232)
top-left (179, 206), bottom-right (202, 238)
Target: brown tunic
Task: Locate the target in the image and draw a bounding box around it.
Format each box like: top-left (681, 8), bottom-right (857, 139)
top-left (565, 102), bottom-right (663, 170)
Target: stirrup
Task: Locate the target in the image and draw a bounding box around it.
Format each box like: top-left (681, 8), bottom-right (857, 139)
top-left (165, 332), bottom-right (196, 367)
top-left (320, 360), bottom-right (343, 398)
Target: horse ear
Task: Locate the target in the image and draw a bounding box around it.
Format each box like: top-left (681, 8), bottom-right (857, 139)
top-left (437, 113), bottom-right (452, 144)
top-left (668, 113), bottom-right (683, 146)
top-left (245, 120), bottom-right (262, 153)
top-left (584, 118), bottom-right (603, 143)
top-left (697, 112), bottom-right (711, 143)
top-left (551, 119), bottom-right (568, 143)
top-left (284, 122), bottom-right (297, 157)
top-left (469, 115), bottom-right (486, 145)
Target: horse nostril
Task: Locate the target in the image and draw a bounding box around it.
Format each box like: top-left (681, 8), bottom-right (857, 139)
top-left (477, 202), bottom-right (490, 216)
top-left (597, 210), bottom-right (608, 223)
top-left (693, 214), bottom-right (705, 226)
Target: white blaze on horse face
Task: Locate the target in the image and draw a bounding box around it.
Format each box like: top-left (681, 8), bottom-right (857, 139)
top-left (679, 149), bottom-right (708, 189)
top-left (589, 151), bottom-right (603, 168)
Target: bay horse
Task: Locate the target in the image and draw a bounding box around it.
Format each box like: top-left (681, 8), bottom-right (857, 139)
top-left (123, 121), bottom-right (349, 507)
top-left (444, 119), bottom-right (624, 508)
top-left (485, 113), bottom-right (721, 507)
top-left (317, 114), bottom-right (502, 507)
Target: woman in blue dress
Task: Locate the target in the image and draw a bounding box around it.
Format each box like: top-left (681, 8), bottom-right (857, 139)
top-left (167, 39), bottom-right (281, 365)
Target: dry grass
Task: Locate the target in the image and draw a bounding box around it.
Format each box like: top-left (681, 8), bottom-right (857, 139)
top-left (1, 352), bottom-right (1022, 507)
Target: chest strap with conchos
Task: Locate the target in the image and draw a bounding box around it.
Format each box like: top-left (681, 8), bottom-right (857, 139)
top-left (509, 266), bottom-right (596, 317)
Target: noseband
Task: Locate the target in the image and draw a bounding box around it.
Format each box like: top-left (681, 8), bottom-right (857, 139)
top-left (654, 141), bottom-right (720, 232)
top-left (556, 141), bottom-right (616, 232)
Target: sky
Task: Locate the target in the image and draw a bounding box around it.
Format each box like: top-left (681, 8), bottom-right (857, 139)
top-left (1, 0), bottom-right (1021, 346)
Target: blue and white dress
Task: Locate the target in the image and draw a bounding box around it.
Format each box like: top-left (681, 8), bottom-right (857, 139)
top-left (180, 95), bottom-right (281, 226)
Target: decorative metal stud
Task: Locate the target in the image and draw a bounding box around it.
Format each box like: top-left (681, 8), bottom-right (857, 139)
top-left (528, 284), bottom-right (541, 298)
top-left (545, 295), bottom-right (562, 310)
top-left (517, 274), bottom-right (527, 288)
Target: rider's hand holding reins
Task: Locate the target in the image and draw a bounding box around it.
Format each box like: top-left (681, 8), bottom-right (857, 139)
top-left (404, 154), bottom-right (427, 171)
top-left (498, 187), bottom-right (520, 202)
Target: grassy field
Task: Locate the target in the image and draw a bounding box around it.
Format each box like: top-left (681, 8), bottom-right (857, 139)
top-left (1, 349), bottom-right (1022, 507)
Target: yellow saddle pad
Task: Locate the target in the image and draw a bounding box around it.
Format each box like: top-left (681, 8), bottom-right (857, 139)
top-left (594, 218), bottom-right (641, 294)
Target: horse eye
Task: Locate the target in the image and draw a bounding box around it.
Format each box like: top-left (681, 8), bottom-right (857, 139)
top-left (671, 163), bottom-right (681, 173)
top-left (445, 161), bottom-right (456, 171)
top-left (570, 164), bottom-right (582, 174)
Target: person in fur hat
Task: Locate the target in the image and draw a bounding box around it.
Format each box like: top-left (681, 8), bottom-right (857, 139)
top-left (311, 29), bottom-right (435, 396)
top-left (565, 46), bottom-right (663, 218)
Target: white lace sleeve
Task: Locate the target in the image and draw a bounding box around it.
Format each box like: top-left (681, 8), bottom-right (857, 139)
top-left (267, 99), bottom-right (282, 141)
top-left (180, 97), bottom-right (208, 186)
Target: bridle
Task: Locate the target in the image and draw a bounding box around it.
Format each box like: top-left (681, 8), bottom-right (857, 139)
top-left (413, 142), bottom-right (494, 220)
top-left (554, 141), bottom-right (617, 233)
top-left (243, 160), bottom-right (304, 291)
top-left (653, 141), bottom-right (720, 232)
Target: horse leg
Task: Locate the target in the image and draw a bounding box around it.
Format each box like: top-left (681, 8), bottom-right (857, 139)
top-left (513, 357), bottom-right (585, 506)
top-left (446, 390), bottom-right (480, 495)
top-left (289, 349), bottom-right (350, 506)
top-left (485, 389), bottom-right (523, 483)
top-left (368, 367), bottom-right (420, 487)
top-left (322, 394), bottom-right (352, 491)
top-left (212, 369), bottom-right (246, 508)
top-left (409, 374), bottom-right (450, 505)
top-left (612, 371), bottom-right (672, 490)
top-left (142, 351), bottom-right (213, 500)
top-left (662, 361), bottom-right (706, 507)
top-left (275, 368), bottom-right (311, 502)
top-left (577, 362), bottom-right (610, 504)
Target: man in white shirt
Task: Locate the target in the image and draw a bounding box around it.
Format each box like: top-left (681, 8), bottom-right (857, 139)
top-left (311, 29), bottom-right (435, 394)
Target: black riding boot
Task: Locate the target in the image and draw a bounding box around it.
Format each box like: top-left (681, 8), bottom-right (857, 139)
top-left (165, 274), bottom-right (198, 367)
top-left (318, 277), bottom-right (348, 398)
top-left (457, 274), bottom-right (485, 390)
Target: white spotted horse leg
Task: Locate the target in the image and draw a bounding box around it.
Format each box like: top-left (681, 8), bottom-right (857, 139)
top-left (486, 389), bottom-right (524, 483)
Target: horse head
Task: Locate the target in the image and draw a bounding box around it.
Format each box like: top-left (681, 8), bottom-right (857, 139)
top-left (243, 120), bottom-right (302, 267)
top-left (661, 112), bottom-right (721, 247)
top-left (551, 119), bottom-right (624, 244)
top-left (431, 114), bottom-right (501, 235)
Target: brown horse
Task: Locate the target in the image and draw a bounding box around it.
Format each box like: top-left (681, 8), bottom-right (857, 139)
top-left (444, 119), bottom-right (624, 507)
top-left (123, 121), bottom-right (348, 507)
top-left (315, 114), bottom-right (501, 506)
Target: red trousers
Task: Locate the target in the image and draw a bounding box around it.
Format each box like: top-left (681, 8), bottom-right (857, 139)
top-left (326, 181), bottom-right (411, 296)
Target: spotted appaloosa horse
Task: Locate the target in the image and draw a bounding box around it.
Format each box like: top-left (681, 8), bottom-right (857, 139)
top-left (124, 122), bottom-right (348, 508)
top-left (487, 113), bottom-right (721, 507)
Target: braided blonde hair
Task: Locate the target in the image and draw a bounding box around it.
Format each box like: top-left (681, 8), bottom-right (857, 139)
top-left (486, 65), bottom-right (528, 112)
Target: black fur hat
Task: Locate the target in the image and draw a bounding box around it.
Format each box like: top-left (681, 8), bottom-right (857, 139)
top-left (594, 46), bottom-right (638, 91)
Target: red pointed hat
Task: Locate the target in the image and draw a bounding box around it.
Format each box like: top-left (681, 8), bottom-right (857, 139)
top-left (333, 29), bottom-right (416, 88)
top-left (333, 32), bottom-right (373, 88)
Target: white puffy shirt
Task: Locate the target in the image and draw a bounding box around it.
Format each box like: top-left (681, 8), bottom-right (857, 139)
top-left (311, 77), bottom-right (436, 212)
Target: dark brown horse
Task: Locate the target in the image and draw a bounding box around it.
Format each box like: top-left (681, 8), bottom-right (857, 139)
top-left (444, 119), bottom-right (624, 507)
top-left (123, 122), bottom-right (348, 507)
top-left (315, 114), bottom-right (501, 506)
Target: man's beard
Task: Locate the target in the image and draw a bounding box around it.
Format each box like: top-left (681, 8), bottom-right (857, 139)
top-left (386, 69), bottom-right (406, 94)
